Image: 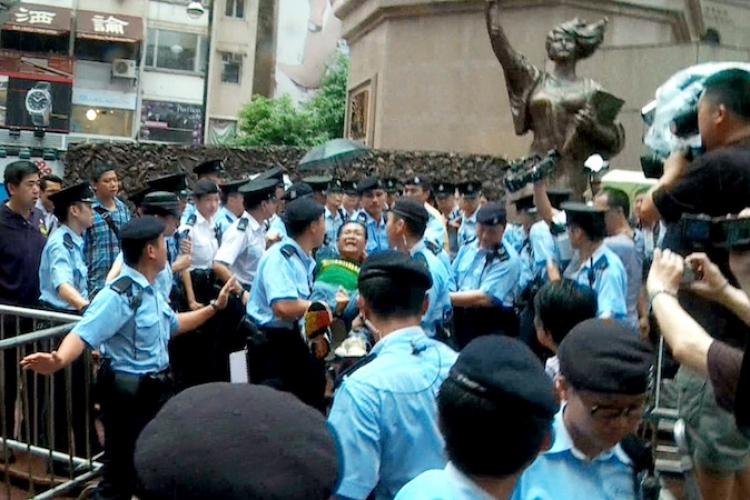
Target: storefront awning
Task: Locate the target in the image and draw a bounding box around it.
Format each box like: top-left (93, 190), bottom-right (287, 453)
top-left (76, 11), bottom-right (143, 43)
top-left (3, 3), bottom-right (73, 36)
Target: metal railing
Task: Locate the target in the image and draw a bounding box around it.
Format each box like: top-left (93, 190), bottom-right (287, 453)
top-left (0, 304), bottom-right (102, 499)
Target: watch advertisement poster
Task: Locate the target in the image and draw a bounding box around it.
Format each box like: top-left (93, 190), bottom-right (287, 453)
top-left (1, 75), bottom-right (72, 132)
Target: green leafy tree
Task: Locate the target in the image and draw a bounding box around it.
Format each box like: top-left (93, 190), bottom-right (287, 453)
top-left (234, 53), bottom-right (349, 147)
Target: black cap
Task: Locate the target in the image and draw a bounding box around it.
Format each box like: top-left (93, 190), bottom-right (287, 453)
top-left (192, 179), bottom-right (220, 198)
top-left (450, 335), bottom-right (558, 417)
top-left (128, 187), bottom-right (152, 208)
top-left (134, 383), bottom-right (339, 500)
top-left (547, 188), bottom-right (572, 209)
top-left (562, 202), bottom-right (606, 237)
top-left (49, 182), bottom-right (96, 213)
top-left (558, 319), bottom-right (653, 395)
top-left (302, 175), bottom-right (332, 193)
top-left (341, 180), bottom-right (358, 196)
top-left (356, 176), bottom-right (383, 195)
top-left (283, 197), bottom-right (325, 225)
top-left (514, 194), bottom-right (536, 213)
top-left (255, 166), bottom-right (285, 187)
top-left (239, 178), bottom-right (278, 205)
top-left (404, 174), bottom-right (430, 189)
top-left (120, 216), bottom-right (166, 243)
top-left (147, 173), bottom-right (188, 194)
top-left (328, 178), bottom-right (345, 194)
top-left (359, 250), bottom-right (432, 290)
top-left (383, 178), bottom-right (400, 194)
top-left (476, 203), bottom-right (507, 226)
top-left (220, 178), bottom-right (251, 196)
top-left (192, 159), bottom-right (224, 176)
top-left (434, 182), bottom-right (455, 199)
top-left (283, 182), bottom-right (314, 202)
top-left (391, 198), bottom-right (429, 227)
top-left (458, 181), bottom-right (482, 198)
top-left (142, 191), bottom-right (181, 218)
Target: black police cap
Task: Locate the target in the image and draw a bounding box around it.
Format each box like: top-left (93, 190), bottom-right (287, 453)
top-left (383, 177), bottom-right (400, 194)
top-left (120, 216), bottom-right (166, 243)
top-left (405, 174), bottom-right (431, 189)
top-left (450, 335), bottom-right (558, 417)
top-left (254, 166), bottom-right (285, 186)
top-left (239, 178), bottom-right (277, 205)
top-left (558, 319), bottom-right (653, 395)
top-left (219, 178), bottom-right (251, 195)
top-left (458, 181), bottom-right (482, 198)
top-left (49, 182), bottom-right (96, 211)
top-left (356, 176), bottom-right (383, 195)
top-left (147, 172), bottom-right (188, 194)
top-left (476, 203), bottom-right (507, 226)
top-left (561, 202), bottom-right (605, 227)
top-left (391, 198), bottom-right (429, 226)
top-left (283, 197), bottom-right (325, 225)
top-left (192, 179), bottom-right (220, 198)
top-left (302, 175), bottom-right (332, 192)
top-left (283, 182), bottom-right (314, 202)
top-left (142, 191), bottom-right (180, 218)
top-left (359, 250), bottom-right (433, 290)
top-left (128, 187), bottom-right (152, 208)
top-left (434, 182), bottom-right (455, 198)
top-left (192, 158), bottom-right (224, 176)
top-left (134, 383), bottom-right (339, 500)
top-left (328, 178), bottom-right (345, 193)
top-left (514, 194), bottom-right (536, 213)
top-left (546, 188), bottom-right (572, 208)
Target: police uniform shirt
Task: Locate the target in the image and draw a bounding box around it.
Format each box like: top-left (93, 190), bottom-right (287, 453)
top-left (502, 223), bottom-right (527, 254)
top-left (355, 209), bottom-right (389, 255)
top-left (528, 220), bottom-right (559, 282)
top-left (38, 225), bottom-right (88, 311)
top-left (395, 462), bottom-right (495, 500)
top-left (246, 236), bottom-right (315, 329)
top-left (452, 240), bottom-right (521, 308)
top-left (110, 252), bottom-right (173, 302)
top-left (424, 203), bottom-right (448, 250)
top-left (328, 326), bottom-right (459, 500)
top-left (214, 212), bottom-right (265, 286)
top-left (179, 202), bottom-right (196, 226)
top-left (215, 205), bottom-right (238, 234)
top-left (178, 211), bottom-right (221, 270)
top-left (511, 406), bottom-right (635, 500)
top-left (75, 264), bottom-right (178, 375)
top-left (563, 244), bottom-right (628, 322)
top-left (411, 240), bottom-right (454, 336)
top-left (266, 213), bottom-right (288, 240)
top-left (35, 199), bottom-right (58, 236)
top-left (457, 208), bottom-right (478, 247)
top-left (324, 206), bottom-right (346, 254)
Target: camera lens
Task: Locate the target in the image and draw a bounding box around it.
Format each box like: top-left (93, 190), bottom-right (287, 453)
top-left (671, 107), bottom-right (699, 138)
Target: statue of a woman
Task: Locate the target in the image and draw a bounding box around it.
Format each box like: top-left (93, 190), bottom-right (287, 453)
top-left (486, 0), bottom-right (625, 199)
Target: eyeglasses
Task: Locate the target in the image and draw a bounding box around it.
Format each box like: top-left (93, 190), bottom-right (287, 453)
top-left (589, 402), bottom-right (646, 421)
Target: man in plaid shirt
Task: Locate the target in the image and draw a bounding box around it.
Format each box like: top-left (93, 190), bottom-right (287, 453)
top-left (84, 164), bottom-right (131, 297)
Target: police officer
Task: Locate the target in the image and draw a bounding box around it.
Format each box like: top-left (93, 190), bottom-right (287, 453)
top-left (396, 335), bottom-right (558, 500)
top-left (387, 198), bottom-right (453, 339)
top-left (457, 181), bottom-right (481, 248)
top-left (246, 197), bottom-right (327, 410)
top-left (383, 177), bottom-right (400, 209)
top-left (21, 216), bottom-right (237, 500)
top-left (266, 181), bottom-right (314, 244)
top-left (254, 166), bottom-right (286, 225)
top-left (434, 182), bottom-right (460, 258)
top-left (342, 180), bottom-right (361, 218)
top-left (513, 194), bottom-right (558, 291)
top-left (216, 178), bottom-right (250, 234)
top-left (561, 202), bottom-right (628, 323)
top-left (178, 179), bottom-right (223, 310)
top-left (450, 203), bottom-right (522, 348)
top-left (533, 183), bottom-right (574, 270)
top-left (404, 174), bottom-right (449, 251)
top-left (355, 176), bottom-right (389, 255)
top-left (320, 178), bottom-right (347, 258)
top-left (38, 182), bottom-right (96, 313)
top-left (180, 159), bottom-right (225, 225)
top-left (214, 178), bottom-right (278, 289)
top-left (302, 175), bottom-right (331, 205)
top-left (328, 251), bottom-right (458, 499)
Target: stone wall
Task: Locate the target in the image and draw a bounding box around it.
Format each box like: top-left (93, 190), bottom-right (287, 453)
top-left (63, 143), bottom-right (509, 200)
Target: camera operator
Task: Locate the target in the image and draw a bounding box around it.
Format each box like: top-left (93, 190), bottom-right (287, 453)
top-left (640, 68), bottom-right (750, 500)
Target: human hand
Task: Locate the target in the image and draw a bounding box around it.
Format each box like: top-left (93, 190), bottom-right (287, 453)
top-left (662, 150), bottom-right (690, 183)
top-left (172, 254), bottom-right (192, 273)
top-left (685, 253), bottom-right (728, 299)
top-left (20, 352), bottom-right (62, 375)
top-left (647, 249), bottom-right (683, 296)
top-left (335, 288), bottom-right (350, 315)
top-left (179, 238), bottom-right (192, 255)
top-left (188, 300), bottom-right (205, 311)
top-left (574, 107), bottom-right (597, 133)
top-left (214, 277), bottom-right (237, 310)
top-left (638, 316), bottom-right (650, 341)
top-left (546, 258), bottom-right (561, 282)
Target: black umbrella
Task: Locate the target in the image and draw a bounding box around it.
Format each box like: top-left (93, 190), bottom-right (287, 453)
top-left (298, 138), bottom-right (369, 171)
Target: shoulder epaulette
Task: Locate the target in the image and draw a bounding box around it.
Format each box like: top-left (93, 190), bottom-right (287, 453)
top-left (334, 352), bottom-right (377, 389)
top-left (186, 214), bottom-right (197, 226)
top-left (237, 217), bottom-right (249, 232)
top-left (280, 244), bottom-right (295, 259)
top-left (424, 240), bottom-right (441, 256)
top-left (62, 232), bottom-right (74, 250)
top-left (550, 223), bottom-right (566, 236)
top-left (498, 244), bottom-right (510, 262)
top-left (355, 211), bottom-right (367, 223)
top-left (594, 255), bottom-right (609, 272)
top-left (110, 276), bottom-right (143, 311)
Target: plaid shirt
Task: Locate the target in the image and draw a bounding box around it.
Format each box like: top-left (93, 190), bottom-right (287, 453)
top-left (84, 197), bottom-right (131, 297)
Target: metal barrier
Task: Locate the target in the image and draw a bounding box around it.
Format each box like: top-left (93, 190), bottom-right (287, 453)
top-left (0, 304), bottom-right (102, 499)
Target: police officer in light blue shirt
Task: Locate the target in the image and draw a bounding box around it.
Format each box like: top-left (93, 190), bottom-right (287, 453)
top-left (180, 159), bottom-right (225, 225)
top-left (22, 216), bottom-right (235, 500)
top-left (387, 198), bottom-right (453, 338)
top-left (265, 181), bottom-right (314, 244)
top-left (320, 178), bottom-right (347, 258)
top-left (396, 335), bottom-right (558, 500)
top-left (329, 251), bottom-right (458, 500)
top-left (457, 181), bottom-right (481, 248)
top-left (450, 203), bottom-right (522, 348)
top-left (355, 176), bottom-right (389, 255)
top-left (247, 197), bottom-right (328, 410)
top-left (38, 182), bottom-right (96, 313)
top-left (403, 174), bottom-right (449, 251)
top-left (216, 178), bottom-right (249, 234)
top-left (560, 202), bottom-right (628, 322)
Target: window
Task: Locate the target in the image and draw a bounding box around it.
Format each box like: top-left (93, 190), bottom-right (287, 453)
top-left (71, 106), bottom-right (133, 137)
top-left (139, 100), bottom-right (203, 145)
top-left (225, 0), bottom-right (245, 18)
top-left (145, 28), bottom-right (206, 73)
top-left (221, 52), bottom-right (242, 84)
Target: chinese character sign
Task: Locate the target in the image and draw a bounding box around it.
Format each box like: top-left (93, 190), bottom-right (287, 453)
top-left (14, 7), bottom-right (56, 25)
top-left (91, 15), bottom-right (129, 35)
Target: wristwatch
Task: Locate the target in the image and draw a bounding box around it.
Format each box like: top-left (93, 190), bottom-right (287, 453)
top-left (209, 299), bottom-right (219, 311)
top-left (25, 82), bottom-right (52, 127)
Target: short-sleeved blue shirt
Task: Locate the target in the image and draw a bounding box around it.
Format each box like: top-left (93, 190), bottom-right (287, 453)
top-left (395, 462), bottom-right (495, 500)
top-left (329, 326), bottom-right (458, 500)
top-left (411, 240), bottom-right (453, 336)
top-left (355, 209), bottom-right (389, 256)
top-left (563, 244), bottom-right (628, 322)
top-left (452, 240), bottom-right (521, 308)
top-left (38, 225), bottom-right (88, 311)
top-left (457, 208), bottom-right (478, 248)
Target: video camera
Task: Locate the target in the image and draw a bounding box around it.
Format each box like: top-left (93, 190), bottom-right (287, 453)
top-left (503, 149), bottom-right (561, 193)
top-left (678, 213), bottom-right (750, 252)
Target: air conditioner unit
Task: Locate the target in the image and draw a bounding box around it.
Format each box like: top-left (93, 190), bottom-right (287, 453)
top-left (112, 59), bottom-right (137, 79)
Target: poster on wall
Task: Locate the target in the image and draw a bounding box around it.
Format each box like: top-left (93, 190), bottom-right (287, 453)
top-left (274, 0), bottom-right (345, 104)
top-left (139, 100), bottom-right (203, 145)
top-left (0, 76), bottom-right (72, 132)
top-left (345, 76), bottom-right (376, 146)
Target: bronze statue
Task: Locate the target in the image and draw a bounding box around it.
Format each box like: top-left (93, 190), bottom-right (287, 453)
top-left (486, 0), bottom-right (625, 199)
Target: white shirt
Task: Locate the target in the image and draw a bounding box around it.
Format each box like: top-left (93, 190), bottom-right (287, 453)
top-left (35, 199), bottom-right (58, 235)
top-left (214, 212), bottom-right (265, 286)
top-left (178, 210), bottom-right (220, 270)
